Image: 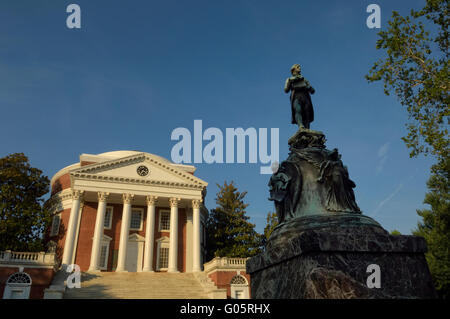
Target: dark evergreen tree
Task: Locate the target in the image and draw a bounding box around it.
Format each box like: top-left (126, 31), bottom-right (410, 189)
top-left (413, 157), bottom-right (450, 299)
top-left (262, 211), bottom-right (278, 247)
top-left (206, 181), bottom-right (263, 260)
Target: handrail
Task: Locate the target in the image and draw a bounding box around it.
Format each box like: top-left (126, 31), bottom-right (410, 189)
top-left (203, 257), bottom-right (248, 273)
top-left (0, 250), bottom-right (56, 266)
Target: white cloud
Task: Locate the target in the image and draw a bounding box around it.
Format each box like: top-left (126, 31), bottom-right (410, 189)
top-left (371, 183), bottom-right (404, 217)
top-left (376, 142), bottom-right (390, 174)
top-left (377, 142), bottom-right (390, 158)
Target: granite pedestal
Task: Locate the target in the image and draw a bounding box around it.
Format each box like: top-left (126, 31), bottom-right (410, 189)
top-left (247, 214), bottom-right (437, 299)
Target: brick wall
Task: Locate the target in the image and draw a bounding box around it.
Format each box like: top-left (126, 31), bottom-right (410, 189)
top-left (73, 202), bottom-right (97, 270)
top-left (0, 267), bottom-right (54, 299)
top-left (51, 173), bottom-right (71, 195)
top-left (47, 208), bottom-right (71, 262)
top-left (208, 271), bottom-right (251, 298)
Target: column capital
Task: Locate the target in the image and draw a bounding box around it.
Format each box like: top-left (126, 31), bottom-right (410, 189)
top-left (71, 190), bottom-right (84, 200)
top-left (146, 195), bottom-right (158, 206)
top-left (98, 192), bottom-right (110, 202)
top-left (192, 199), bottom-right (202, 209)
top-left (122, 193), bottom-right (134, 204)
top-left (169, 197), bottom-right (181, 208)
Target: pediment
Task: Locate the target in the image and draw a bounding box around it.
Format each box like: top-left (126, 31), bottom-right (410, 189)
top-left (156, 236), bottom-right (170, 243)
top-left (129, 233), bottom-right (145, 241)
top-left (69, 152), bottom-right (207, 189)
top-left (93, 234), bottom-right (112, 241)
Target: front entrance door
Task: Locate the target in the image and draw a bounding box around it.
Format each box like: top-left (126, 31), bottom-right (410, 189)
top-left (125, 240), bottom-right (143, 272)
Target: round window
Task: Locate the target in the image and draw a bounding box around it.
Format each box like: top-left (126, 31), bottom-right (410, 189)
top-left (136, 165), bottom-right (149, 177)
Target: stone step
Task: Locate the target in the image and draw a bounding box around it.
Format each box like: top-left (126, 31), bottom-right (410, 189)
top-left (63, 272), bottom-right (218, 299)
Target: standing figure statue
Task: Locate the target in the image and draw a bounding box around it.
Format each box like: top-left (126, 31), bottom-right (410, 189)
top-left (284, 64), bottom-right (315, 129)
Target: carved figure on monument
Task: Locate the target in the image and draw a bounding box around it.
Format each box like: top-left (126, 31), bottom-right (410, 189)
top-left (269, 128), bottom-right (361, 224)
top-left (284, 64), bottom-right (315, 129)
top-left (268, 162), bottom-right (301, 223)
top-left (317, 148), bottom-right (360, 213)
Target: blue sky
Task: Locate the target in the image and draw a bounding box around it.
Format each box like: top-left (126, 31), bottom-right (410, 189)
top-left (0, 0), bottom-right (436, 234)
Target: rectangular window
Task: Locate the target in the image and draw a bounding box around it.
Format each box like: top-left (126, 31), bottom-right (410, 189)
top-left (50, 214), bottom-right (61, 236)
top-left (158, 247), bottom-right (169, 269)
top-left (103, 207), bottom-right (113, 229)
top-left (159, 211), bottom-right (170, 231)
top-left (130, 209), bottom-right (143, 230)
top-left (99, 243), bottom-right (109, 269)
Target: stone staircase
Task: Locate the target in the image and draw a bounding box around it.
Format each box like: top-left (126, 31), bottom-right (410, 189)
top-left (63, 272), bottom-right (227, 299)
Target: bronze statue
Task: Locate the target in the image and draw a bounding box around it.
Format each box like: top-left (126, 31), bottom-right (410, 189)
top-left (284, 64), bottom-right (315, 129)
top-left (268, 66), bottom-right (361, 226)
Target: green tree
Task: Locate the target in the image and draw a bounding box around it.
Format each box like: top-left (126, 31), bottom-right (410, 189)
top-left (206, 181), bottom-right (263, 260)
top-left (366, 0), bottom-right (449, 161)
top-left (0, 153), bottom-right (51, 252)
top-left (262, 211), bottom-right (278, 246)
top-left (390, 229), bottom-right (402, 235)
top-left (366, 0), bottom-right (449, 298)
top-left (413, 157), bottom-right (450, 299)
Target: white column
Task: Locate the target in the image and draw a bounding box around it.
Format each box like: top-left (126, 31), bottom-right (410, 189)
top-left (62, 190), bottom-right (83, 269)
top-left (192, 199), bottom-right (202, 272)
top-left (88, 192), bottom-right (109, 272)
top-left (143, 195), bottom-right (157, 272)
top-left (71, 202), bottom-right (84, 265)
top-left (116, 193), bottom-right (134, 272)
top-left (168, 197), bottom-right (180, 273)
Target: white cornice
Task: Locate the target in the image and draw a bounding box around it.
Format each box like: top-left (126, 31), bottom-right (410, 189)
top-left (71, 173), bottom-right (205, 190)
top-left (50, 163), bottom-right (80, 187)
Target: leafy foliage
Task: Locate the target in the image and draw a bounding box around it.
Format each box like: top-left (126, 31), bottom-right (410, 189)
top-left (206, 181), bottom-right (263, 260)
top-left (366, 0), bottom-right (449, 160)
top-left (366, 0), bottom-right (449, 298)
top-left (0, 153), bottom-right (51, 251)
top-left (413, 157), bottom-right (450, 299)
top-left (390, 229), bottom-right (402, 235)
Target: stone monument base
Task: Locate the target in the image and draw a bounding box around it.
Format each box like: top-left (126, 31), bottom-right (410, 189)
top-left (246, 214), bottom-right (437, 298)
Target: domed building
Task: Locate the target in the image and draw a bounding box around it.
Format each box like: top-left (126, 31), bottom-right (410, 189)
top-left (1, 150), bottom-right (250, 299)
top-left (47, 150), bottom-right (208, 273)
